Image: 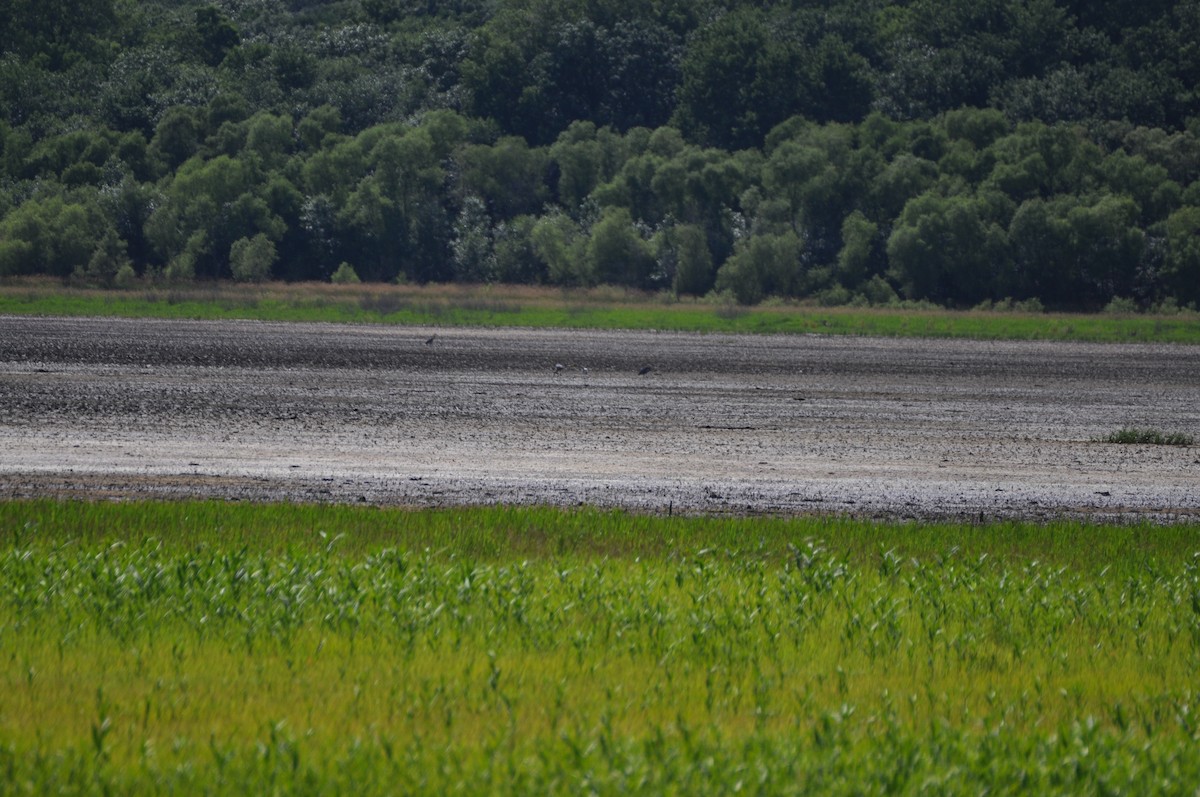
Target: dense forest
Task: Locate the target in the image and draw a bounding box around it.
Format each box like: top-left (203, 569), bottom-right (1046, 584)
top-left (2, 0), bottom-right (1199, 309)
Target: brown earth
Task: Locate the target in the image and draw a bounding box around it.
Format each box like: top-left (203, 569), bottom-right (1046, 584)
top-left (1, 315), bottom-right (1198, 521)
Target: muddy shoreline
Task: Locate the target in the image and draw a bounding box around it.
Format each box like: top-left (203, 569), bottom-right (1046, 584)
top-left (2, 315), bottom-right (1198, 521)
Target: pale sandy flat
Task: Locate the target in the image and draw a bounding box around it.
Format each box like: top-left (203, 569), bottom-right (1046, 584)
top-left (1, 315), bottom-right (1197, 520)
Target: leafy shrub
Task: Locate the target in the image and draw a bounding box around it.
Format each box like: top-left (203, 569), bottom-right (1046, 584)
top-left (230, 234), bottom-right (277, 283)
top-left (816, 284), bottom-right (853, 306)
top-left (1104, 296), bottom-right (1139, 314)
top-left (331, 262), bottom-right (360, 284)
top-left (113, 262), bottom-right (137, 288)
top-left (163, 252), bottom-right (196, 283)
top-left (75, 229), bottom-right (132, 286)
top-left (860, 274), bottom-right (899, 306)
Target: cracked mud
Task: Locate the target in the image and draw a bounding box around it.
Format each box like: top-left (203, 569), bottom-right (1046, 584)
top-left (1, 315), bottom-right (1198, 521)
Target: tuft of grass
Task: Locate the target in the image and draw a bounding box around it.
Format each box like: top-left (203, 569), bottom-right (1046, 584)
top-left (1105, 427), bottom-right (1195, 446)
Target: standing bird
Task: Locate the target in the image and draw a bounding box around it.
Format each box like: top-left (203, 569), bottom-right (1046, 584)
top-left (554, 362), bottom-right (565, 373)
top-left (425, 334), bottom-right (436, 346)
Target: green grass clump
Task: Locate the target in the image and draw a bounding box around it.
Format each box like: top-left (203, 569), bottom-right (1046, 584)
top-left (2, 500), bottom-right (1199, 794)
top-left (1105, 427), bottom-right (1196, 446)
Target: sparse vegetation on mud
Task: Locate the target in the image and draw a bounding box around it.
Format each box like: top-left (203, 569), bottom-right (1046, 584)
top-left (1104, 427), bottom-right (1196, 446)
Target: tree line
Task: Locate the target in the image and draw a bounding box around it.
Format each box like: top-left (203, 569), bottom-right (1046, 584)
top-left (1, 0), bottom-right (1199, 309)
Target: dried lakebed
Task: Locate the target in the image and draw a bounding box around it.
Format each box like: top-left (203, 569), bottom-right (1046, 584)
top-left (1, 315), bottom-right (1198, 520)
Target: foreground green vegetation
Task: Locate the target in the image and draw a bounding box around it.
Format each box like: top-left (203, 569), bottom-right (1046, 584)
top-left (3, 1), bottom-right (1200, 310)
top-left (5, 280), bottom-right (1200, 344)
top-left (2, 500), bottom-right (1199, 793)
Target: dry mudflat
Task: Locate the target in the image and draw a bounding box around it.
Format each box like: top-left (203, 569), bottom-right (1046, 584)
top-left (1, 314), bottom-right (1198, 521)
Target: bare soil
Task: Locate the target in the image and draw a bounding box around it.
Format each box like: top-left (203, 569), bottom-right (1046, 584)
top-left (1, 315), bottom-right (1198, 521)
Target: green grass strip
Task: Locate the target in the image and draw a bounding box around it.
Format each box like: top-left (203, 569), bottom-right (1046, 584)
top-left (3, 499), bottom-right (1197, 574)
top-left (3, 286), bottom-right (1200, 343)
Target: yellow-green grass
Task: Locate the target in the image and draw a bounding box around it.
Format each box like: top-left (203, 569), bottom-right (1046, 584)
top-left (4, 498), bottom-right (1194, 572)
top-left (3, 278), bottom-right (1199, 343)
top-left (2, 501), bottom-right (1199, 794)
